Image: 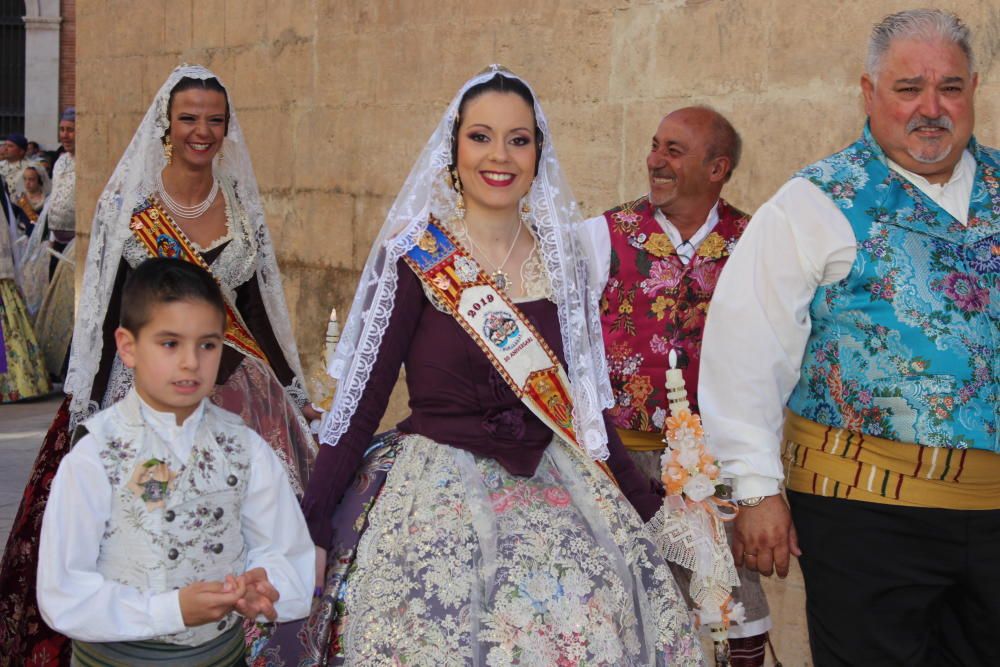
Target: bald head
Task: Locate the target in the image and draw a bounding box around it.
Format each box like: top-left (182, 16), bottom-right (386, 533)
top-left (647, 106), bottom-right (742, 224)
top-left (665, 106), bottom-right (742, 182)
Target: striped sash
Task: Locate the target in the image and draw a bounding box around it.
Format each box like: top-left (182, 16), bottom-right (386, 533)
top-left (129, 199), bottom-right (268, 364)
top-left (71, 624), bottom-right (245, 666)
top-left (404, 219), bottom-right (614, 481)
top-left (783, 411), bottom-right (1000, 509)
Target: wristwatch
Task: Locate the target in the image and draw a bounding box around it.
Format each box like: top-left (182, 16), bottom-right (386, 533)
top-left (736, 495), bottom-right (766, 507)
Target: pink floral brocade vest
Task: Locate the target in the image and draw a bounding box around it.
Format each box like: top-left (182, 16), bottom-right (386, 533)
top-left (600, 197), bottom-right (749, 432)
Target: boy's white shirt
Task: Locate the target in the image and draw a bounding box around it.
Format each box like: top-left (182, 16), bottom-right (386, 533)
top-left (37, 391), bottom-right (315, 643)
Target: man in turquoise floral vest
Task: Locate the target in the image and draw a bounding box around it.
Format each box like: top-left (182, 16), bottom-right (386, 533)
top-left (700, 9), bottom-right (999, 666)
top-left (581, 106), bottom-right (774, 667)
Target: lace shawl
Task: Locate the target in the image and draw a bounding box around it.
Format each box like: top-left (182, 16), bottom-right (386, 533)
top-left (64, 64), bottom-right (306, 426)
top-left (320, 65), bottom-right (614, 460)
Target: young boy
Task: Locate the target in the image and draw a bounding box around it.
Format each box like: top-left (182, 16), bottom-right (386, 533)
top-left (37, 258), bottom-right (315, 665)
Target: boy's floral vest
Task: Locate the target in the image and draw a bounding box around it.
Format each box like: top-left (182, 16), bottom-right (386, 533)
top-left (600, 196), bottom-right (749, 431)
top-left (84, 390), bottom-right (252, 646)
top-left (789, 125), bottom-right (998, 452)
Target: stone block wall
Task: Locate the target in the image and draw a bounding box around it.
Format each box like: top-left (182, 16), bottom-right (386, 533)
top-left (76, 0), bottom-right (999, 387)
top-left (75, 2), bottom-right (998, 662)
top-left (59, 0), bottom-right (76, 111)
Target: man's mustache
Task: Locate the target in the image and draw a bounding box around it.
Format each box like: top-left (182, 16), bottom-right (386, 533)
top-left (906, 115), bottom-right (954, 133)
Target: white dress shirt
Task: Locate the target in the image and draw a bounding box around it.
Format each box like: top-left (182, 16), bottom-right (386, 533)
top-left (37, 394), bottom-right (315, 643)
top-left (698, 150), bottom-right (977, 499)
top-left (580, 198), bottom-right (722, 288)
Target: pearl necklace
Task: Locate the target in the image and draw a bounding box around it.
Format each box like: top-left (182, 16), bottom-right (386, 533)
top-left (156, 171), bottom-right (220, 220)
top-left (463, 220), bottom-right (522, 293)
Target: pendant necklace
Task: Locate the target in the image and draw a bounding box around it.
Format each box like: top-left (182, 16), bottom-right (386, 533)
top-left (464, 220), bottom-right (522, 293)
top-left (156, 171), bottom-right (220, 220)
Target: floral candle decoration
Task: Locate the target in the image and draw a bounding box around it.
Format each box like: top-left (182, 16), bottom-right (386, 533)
top-left (648, 348), bottom-right (741, 651)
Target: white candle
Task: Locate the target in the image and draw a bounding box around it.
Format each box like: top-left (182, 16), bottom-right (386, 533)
top-left (324, 307), bottom-right (340, 367)
top-left (665, 348), bottom-right (689, 414)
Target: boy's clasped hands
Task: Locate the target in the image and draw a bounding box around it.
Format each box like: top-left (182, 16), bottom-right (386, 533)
top-left (179, 567), bottom-right (281, 626)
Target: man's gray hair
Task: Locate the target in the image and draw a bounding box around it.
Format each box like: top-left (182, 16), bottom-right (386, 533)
top-left (867, 9), bottom-right (974, 79)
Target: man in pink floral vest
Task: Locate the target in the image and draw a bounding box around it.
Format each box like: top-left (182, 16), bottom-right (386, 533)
top-left (581, 107), bottom-right (773, 666)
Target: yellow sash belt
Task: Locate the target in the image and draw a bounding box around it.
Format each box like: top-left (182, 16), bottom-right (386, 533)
top-left (617, 428), bottom-right (666, 452)
top-left (783, 412), bottom-right (1000, 509)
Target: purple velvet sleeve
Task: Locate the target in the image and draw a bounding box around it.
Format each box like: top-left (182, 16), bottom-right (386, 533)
top-left (300, 267), bottom-right (424, 548)
top-left (602, 413), bottom-right (664, 522)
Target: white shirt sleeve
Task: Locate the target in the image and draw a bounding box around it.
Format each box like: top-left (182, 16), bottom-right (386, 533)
top-left (37, 434), bottom-right (187, 642)
top-left (576, 214), bottom-right (611, 292)
top-left (698, 178), bottom-right (857, 499)
top-left (241, 431), bottom-right (316, 622)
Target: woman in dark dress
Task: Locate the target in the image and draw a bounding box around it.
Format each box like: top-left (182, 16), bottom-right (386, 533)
top-left (0, 65), bottom-right (316, 667)
top-left (252, 66), bottom-right (702, 666)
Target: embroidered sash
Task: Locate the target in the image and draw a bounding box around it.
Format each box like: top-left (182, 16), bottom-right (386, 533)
top-left (15, 194), bottom-right (41, 223)
top-left (783, 411), bottom-right (1000, 509)
top-left (404, 219), bottom-right (614, 479)
top-left (128, 199), bottom-right (268, 364)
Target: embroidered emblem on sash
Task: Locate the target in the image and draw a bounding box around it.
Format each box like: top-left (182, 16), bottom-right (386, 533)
top-left (417, 230), bottom-right (439, 255)
top-left (454, 255), bottom-right (480, 283)
top-left (525, 370), bottom-right (573, 429)
top-left (156, 234), bottom-right (182, 258)
top-left (483, 311), bottom-right (521, 351)
top-left (432, 273), bottom-right (451, 291)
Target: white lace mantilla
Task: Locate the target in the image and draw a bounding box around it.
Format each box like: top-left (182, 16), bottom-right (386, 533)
top-left (320, 66), bottom-right (614, 460)
top-left (64, 65), bottom-right (306, 429)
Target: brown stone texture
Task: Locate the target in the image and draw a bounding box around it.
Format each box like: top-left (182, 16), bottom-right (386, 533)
top-left (59, 0), bottom-right (77, 111)
top-left (75, 4), bottom-right (999, 661)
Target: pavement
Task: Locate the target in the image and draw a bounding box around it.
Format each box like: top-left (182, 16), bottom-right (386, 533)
top-left (0, 395), bottom-right (61, 545)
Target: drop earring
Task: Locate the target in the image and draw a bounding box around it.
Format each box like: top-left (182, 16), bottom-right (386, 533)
top-left (451, 168), bottom-right (465, 221)
top-left (163, 138), bottom-right (173, 166)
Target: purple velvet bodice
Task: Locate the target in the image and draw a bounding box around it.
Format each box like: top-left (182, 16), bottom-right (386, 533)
top-left (303, 260), bottom-right (660, 547)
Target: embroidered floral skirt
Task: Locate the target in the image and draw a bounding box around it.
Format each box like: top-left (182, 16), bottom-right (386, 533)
top-left (251, 431), bottom-right (703, 666)
top-left (0, 278), bottom-right (51, 402)
top-left (33, 245), bottom-right (75, 380)
top-left (0, 396), bottom-right (72, 667)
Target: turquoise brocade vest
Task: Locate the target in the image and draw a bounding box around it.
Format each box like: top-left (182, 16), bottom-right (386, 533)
top-left (788, 126), bottom-right (998, 452)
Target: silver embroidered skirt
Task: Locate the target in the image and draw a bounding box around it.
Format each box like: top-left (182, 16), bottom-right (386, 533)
top-left (252, 432), bottom-right (704, 666)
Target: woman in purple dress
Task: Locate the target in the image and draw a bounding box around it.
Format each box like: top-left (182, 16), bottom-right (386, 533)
top-left (252, 67), bottom-right (703, 666)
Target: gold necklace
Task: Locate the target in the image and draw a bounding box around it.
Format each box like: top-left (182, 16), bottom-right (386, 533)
top-left (463, 220), bottom-right (522, 293)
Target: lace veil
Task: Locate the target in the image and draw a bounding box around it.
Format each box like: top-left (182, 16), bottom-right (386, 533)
top-left (320, 65), bottom-right (614, 460)
top-left (64, 64), bottom-right (306, 425)
top-left (12, 169), bottom-right (56, 314)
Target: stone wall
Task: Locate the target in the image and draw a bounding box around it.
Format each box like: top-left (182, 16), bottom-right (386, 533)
top-left (59, 0), bottom-right (76, 111)
top-left (76, 0), bottom-right (999, 385)
top-left (76, 2), bottom-right (998, 662)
